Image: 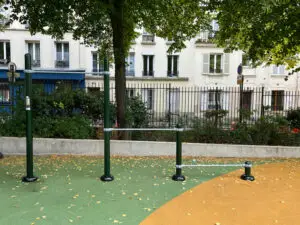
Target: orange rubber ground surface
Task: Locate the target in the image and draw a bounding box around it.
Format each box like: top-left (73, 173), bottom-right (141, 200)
top-left (140, 160), bottom-right (300, 225)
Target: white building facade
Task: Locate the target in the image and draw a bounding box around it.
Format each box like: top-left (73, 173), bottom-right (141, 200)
top-left (0, 20), bottom-right (299, 121)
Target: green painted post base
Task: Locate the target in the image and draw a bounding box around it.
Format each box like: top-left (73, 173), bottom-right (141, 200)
top-left (22, 176), bottom-right (38, 183)
top-left (100, 175), bottom-right (114, 182)
top-left (240, 161), bottom-right (255, 181)
top-left (240, 174), bottom-right (255, 181)
top-left (172, 174), bottom-right (185, 181)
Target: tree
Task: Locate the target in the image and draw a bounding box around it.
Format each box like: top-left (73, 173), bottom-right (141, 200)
top-left (0, 1), bottom-right (10, 31)
top-left (8, 0), bottom-right (211, 138)
top-left (209, 0), bottom-right (300, 75)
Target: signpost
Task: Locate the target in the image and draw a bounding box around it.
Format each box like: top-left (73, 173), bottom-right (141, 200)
top-left (237, 64), bottom-right (244, 123)
top-left (7, 62), bottom-right (20, 83)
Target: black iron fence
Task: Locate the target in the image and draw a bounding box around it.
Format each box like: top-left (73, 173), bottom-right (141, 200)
top-left (1, 82), bottom-right (300, 128)
top-left (85, 83), bottom-right (300, 128)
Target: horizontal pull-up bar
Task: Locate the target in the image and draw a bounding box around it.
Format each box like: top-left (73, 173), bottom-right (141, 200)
top-left (24, 69), bottom-right (110, 75)
top-left (103, 128), bottom-right (192, 132)
top-left (176, 163), bottom-right (252, 168)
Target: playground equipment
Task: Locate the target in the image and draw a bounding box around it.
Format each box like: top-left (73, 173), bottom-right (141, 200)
top-left (23, 54), bottom-right (255, 183)
top-left (100, 61), bottom-right (255, 182)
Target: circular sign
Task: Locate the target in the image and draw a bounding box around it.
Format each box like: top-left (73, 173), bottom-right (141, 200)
top-left (237, 64), bottom-right (243, 75)
top-left (8, 62), bottom-right (17, 72)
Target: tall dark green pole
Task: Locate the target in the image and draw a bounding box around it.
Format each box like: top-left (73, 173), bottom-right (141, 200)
top-left (22, 53), bottom-right (38, 182)
top-left (172, 125), bottom-right (185, 181)
top-left (100, 57), bottom-right (114, 182)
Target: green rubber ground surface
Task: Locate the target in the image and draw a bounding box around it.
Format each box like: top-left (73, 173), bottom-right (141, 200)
top-left (0, 155), bottom-right (272, 225)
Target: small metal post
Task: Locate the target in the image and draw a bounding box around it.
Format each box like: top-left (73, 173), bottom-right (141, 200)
top-left (172, 124), bottom-right (185, 181)
top-left (241, 161), bottom-right (255, 181)
top-left (22, 53), bottom-right (38, 182)
top-left (100, 57), bottom-right (114, 182)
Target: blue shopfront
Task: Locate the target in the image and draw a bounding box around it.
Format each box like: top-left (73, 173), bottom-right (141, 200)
top-left (0, 69), bottom-right (85, 112)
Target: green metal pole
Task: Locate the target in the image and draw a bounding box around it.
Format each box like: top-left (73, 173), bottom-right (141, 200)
top-left (100, 57), bottom-right (114, 182)
top-left (172, 125), bottom-right (185, 181)
top-left (22, 53), bottom-right (38, 182)
top-left (241, 161), bottom-right (255, 181)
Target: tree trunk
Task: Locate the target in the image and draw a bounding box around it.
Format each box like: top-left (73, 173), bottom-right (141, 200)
top-left (110, 0), bottom-right (127, 139)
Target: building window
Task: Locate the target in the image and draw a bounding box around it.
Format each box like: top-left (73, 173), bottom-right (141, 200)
top-left (55, 42), bottom-right (69, 68)
top-left (26, 42), bottom-right (40, 67)
top-left (203, 53), bottom-right (229, 74)
top-left (142, 89), bottom-right (154, 110)
top-left (0, 41), bottom-right (10, 65)
top-left (167, 55), bottom-right (179, 77)
top-left (208, 90), bottom-right (222, 110)
top-left (92, 52), bottom-right (105, 73)
top-left (0, 84), bottom-right (9, 103)
top-left (242, 54), bottom-right (252, 67)
top-left (196, 20), bottom-right (218, 43)
top-left (272, 65), bottom-right (285, 75)
top-left (143, 55), bottom-right (154, 76)
top-left (125, 53), bottom-right (135, 76)
top-left (142, 31), bottom-right (155, 43)
top-left (271, 90), bottom-right (284, 111)
top-left (210, 54), bottom-right (222, 73)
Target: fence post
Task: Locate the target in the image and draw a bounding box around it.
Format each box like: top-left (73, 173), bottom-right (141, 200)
top-left (22, 53), bottom-right (38, 183)
top-left (100, 57), bottom-right (114, 182)
top-left (172, 124), bottom-right (185, 181)
top-left (261, 86), bottom-right (265, 117)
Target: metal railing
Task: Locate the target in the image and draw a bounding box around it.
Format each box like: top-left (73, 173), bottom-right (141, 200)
top-left (1, 82), bottom-right (300, 128)
top-left (83, 83), bottom-right (300, 128)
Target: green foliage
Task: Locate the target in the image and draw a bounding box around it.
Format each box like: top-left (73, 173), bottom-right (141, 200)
top-left (7, 0), bottom-right (211, 132)
top-left (125, 95), bottom-right (149, 128)
top-left (204, 109), bottom-right (228, 127)
top-left (211, 0), bottom-right (300, 71)
top-left (239, 109), bottom-right (253, 121)
top-left (0, 84), bottom-right (149, 139)
top-left (287, 108), bottom-right (300, 129)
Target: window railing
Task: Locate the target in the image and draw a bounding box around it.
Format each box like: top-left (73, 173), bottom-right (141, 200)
top-left (126, 70), bottom-right (135, 76)
top-left (167, 71), bottom-right (179, 77)
top-left (32, 60), bottom-right (41, 67)
top-left (55, 60), bottom-right (69, 68)
top-left (195, 31), bottom-right (216, 43)
top-left (143, 71), bottom-right (154, 76)
top-left (92, 68), bottom-right (104, 73)
top-left (0, 58), bottom-right (9, 65)
top-left (142, 34), bottom-right (155, 43)
top-left (209, 68), bottom-right (223, 74)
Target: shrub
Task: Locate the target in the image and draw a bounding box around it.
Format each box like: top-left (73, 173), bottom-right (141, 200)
top-left (287, 108), bottom-right (300, 128)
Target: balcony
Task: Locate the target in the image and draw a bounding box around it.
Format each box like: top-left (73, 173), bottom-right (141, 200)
top-left (126, 70), bottom-right (135, 76)
top-left (195, 31), bottom-right (216, 47)
top-left (143, 71), bottom-right (154, 76)
top-left (167, 71), bottom-right (179, 77)
top-left (55, 60), bottom-right (69, 68)
top-left (141, 34), bottom-right (155, 45)
top-left (32, 60), bottom-right (41, 68)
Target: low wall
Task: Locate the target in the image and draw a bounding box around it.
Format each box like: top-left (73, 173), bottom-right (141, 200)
top-left (0, 137), bottom-right (300, 158)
